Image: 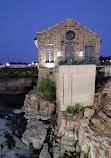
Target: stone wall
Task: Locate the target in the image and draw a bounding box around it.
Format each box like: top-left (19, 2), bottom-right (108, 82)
top-left (56, 65), bottom-right (96, 111)
top-left (37, 18), bottom-right (101, 67)
top-left (38, 67), bottom-right (56, 82)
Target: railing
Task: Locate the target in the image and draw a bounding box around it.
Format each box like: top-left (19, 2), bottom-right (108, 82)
top-left (55, 56), bottom-right (97, 66)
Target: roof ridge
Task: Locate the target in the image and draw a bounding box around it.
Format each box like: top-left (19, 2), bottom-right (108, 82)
top-left (37, 18), bottom-right (100, 35)
top-left (36, 18), bottom-right (72, 33)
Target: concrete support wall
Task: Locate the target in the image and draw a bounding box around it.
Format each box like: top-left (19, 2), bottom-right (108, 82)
top-left (105, 66), bottom-right (111, 77)
top-left (56, 65), bottom-right (96, 111)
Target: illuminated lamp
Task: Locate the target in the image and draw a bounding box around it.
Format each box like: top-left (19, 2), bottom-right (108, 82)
top-left (57, 52), bottom-right (61, 57)
top-left (45, 63), bottom-right (55, 68)
top-left (6, 63), bottom-right (10, 67)
top-left (79, 51), bottom-right (84, 57)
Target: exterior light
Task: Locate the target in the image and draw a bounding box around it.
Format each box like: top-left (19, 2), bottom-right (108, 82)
top-left (57, 52), bottom-right (61, 57)
top-left (32, 62), bottom-right (34, 65)
top-left (45, 63), bottom-right (55, 68)
top-left (79, 51), bottom-right (84, 57)
top-left (35, 63), bottom-right (38, 67)
top-left (102, 60), bottom-right (104, 62)
top-left (6, 63), bottom-right (10, 67)
top-left (110, 60), bottom-right (111, 62)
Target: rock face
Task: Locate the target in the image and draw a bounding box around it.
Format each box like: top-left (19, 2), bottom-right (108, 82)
top-left (22, 120), bottom-right (47, 149)
top-left (22, 89), bottom-right (111, 158)
top-left (21, 90), bottom-right (56, 157)
top-left (23, 91), bottom-right (55, 121)
top-left (39, 144), bottom-right (51, 158)
top-left (56, 111), bottom-right (111, 158)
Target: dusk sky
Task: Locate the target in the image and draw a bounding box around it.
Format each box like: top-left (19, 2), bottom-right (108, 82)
top-left (0, 0), bottom-right (111, 63)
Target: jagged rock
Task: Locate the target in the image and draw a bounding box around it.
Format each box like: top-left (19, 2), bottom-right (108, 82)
top-left (84, 108), bottom-right (95, 119)
top-left (98, 111), bottom-right (111, 126)
top-left (98, 111), bottom-right (108, 122)
top-left (23, 93), bottom-right (55, 120)
top-left (80, 119), bottom-right (89, 127)
top-left (39, 100), bottom-right (55, 117)
top-left (40, 100), bottom-right (47, 111)
top-left (31, 96), bottom-right (38, 101)
top-left (22, 120), bottom-right (47, 149)
top-left (109, 146), bottom-right (111, 158)
top-left (104, 104), bottom-right (111, 111)
top-left (39, 144), bottom-right (51, 158)
top-left (91, 118), bottom-right (101, 129)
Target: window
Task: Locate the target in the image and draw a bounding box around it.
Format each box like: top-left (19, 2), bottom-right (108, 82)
top-left (66, 31), bottom-right (75, 40)
top-left (65, 45), bottom-right (74, 57)
top-left (85, 46), bottom-right (94, 57)
top-left (45, 45), bottom-right (54, 63)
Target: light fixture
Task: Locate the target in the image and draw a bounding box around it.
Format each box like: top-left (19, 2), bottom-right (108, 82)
top-left (45, 63), bottom-right (55, 68)
top-left (57, 52), bottom-right (61, 57)
top-left (6, 63), bottom-right (10, 67)
top-left (79, 51), bottom-right (84, 57)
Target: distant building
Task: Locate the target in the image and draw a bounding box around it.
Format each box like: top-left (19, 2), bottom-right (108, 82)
top-left (0, 64), bottom-right (5, 68)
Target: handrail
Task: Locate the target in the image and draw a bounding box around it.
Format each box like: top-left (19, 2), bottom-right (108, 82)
top-left (55, 56), bottom-right (97, 65)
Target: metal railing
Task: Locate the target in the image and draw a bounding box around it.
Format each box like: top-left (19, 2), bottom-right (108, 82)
top-left (55, 56), bottom-right (97, 66)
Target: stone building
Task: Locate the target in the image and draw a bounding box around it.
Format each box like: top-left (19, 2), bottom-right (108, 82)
top-left (34, 18), bottom-right (101, 110)
top-left (34, 18), bottom-right (101, 68)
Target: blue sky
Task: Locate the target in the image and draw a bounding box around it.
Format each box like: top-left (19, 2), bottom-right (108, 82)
top-left (0, 0), bottom-right (111, 63)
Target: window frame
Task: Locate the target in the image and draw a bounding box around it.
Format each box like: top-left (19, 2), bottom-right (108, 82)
top-left (44, 45), bottom-right (54, 63)
top-left (85, 46), bottom-right (94, 57)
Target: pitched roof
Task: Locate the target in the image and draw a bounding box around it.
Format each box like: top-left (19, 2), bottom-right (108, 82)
top-left (37, 18), bottom-right (100, 35)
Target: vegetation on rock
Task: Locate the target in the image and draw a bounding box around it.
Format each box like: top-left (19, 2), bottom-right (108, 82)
top-left (66, 103), bottom-right (81, 115)
top-left (37, 78), bottom-right (56, 102)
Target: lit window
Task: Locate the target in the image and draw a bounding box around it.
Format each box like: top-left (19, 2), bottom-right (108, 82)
top-left (45, 45), bottom-right (54, 63)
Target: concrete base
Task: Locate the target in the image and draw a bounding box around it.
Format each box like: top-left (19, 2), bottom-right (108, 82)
top-left (56, 65), bottom-right (96, 111)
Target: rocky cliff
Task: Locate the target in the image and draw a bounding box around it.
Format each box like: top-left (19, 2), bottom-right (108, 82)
top-left (20, 88), bottom-right (111, 158)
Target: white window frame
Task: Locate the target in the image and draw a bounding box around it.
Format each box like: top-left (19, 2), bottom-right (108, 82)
top-left (44, 45), bottom-right (54, 63)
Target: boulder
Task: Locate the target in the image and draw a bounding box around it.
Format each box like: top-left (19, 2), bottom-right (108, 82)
top-left (84, 108), bottom-right (95, 119)
top-left (22, 120), bottom-right (47, 150)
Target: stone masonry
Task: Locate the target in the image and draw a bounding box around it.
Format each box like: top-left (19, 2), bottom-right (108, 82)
top-left (35, 18), bottom-right (101, 67)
